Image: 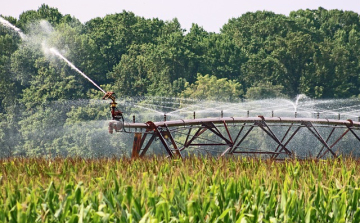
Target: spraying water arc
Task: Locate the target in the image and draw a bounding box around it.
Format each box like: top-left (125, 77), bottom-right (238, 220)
top-left (0, 16), bottom-right (26, 39)
top-left (47, 49), bottom-right (124, 127)
top-left (0, 17), bottom-right (114, 105)
top-left (0, 15), bottom-right (124, 129)
top-left (49, 48), bottom-right (106, 93)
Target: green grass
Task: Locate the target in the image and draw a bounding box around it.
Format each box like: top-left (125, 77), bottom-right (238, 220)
top-left (1, 156), bottom-right (360, 222)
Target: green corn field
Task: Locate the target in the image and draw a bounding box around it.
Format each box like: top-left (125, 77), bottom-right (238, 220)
top-left (1, 157), bottom-right (360, 222)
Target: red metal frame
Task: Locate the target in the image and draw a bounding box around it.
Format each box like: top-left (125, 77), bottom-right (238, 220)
top-left (109, 116), bottom-right (360, 159)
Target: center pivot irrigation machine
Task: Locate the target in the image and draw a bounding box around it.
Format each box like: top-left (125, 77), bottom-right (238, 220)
top-left (104, 92), bottom-right (360, 159)
top-left (3, 14), bottom-right (358, 160)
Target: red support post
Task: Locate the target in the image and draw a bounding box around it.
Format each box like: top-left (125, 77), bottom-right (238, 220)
top-left (132, 133), bottom-right (142, 158)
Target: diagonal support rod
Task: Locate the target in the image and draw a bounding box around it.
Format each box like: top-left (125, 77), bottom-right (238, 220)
top-left (179, 127), bottom-right (208, 151)
top-left (202, 122), bottom-right (233, 146)
top-left (228, 125), bottom-right (255, 154)
top-left (273, 124), bottom-right (293, 154)
top-left (255, 117), bottom-right (292, 156)
top-left (302, 121), bottom-right (337, 158)
top-left (164, 124), bottom-right (182, 158)
top-left (146, 121), bottom-right (174, 158)
top-left (272, 126), bottom-right (302, 159)
top-left (318, 129), bottom-right (350, 159)
top-left (316, 127), bottom-right (336, 158)
top-left (346, 120), bottom-right (360, 142)
top-left (139, 134), bottom-right (156, 157)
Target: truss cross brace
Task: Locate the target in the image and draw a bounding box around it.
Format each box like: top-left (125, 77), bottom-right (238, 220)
top-left (255, 117), bottom-right (292, 156)
top-left (302, 121), bottom-right (337, 158)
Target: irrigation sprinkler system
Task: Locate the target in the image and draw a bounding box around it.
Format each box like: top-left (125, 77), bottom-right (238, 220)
top-left (2, 16), bottom-right (360, 159)
top-left (108, 113), bottom-right (360, 159)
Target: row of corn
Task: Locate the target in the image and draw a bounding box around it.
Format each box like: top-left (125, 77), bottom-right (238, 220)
top-left (1, 156), bottom-right (360, 222)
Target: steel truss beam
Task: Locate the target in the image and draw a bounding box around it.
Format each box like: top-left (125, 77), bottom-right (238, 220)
top-left (116, 116), bottom-right (360, 159)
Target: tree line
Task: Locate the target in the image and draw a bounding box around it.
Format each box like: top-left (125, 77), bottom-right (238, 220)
top-left (1, 5), bottom-right (360, 156)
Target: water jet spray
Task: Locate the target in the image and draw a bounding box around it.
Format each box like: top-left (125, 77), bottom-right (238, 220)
top-left (0, 16), bottom-right (26, 39)
top-left (49, 48), bottom-right (106, 94)
top-left (48, 48), bottom-right (125, 131)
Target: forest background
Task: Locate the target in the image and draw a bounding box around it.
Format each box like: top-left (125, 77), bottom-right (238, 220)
top-left (1, 5), bottom-right (360, 157)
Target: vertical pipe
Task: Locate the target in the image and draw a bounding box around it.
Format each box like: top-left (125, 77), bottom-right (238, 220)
top-left (338, 113), bottom-right (340, 120)
top-left (133, 115), bottom-right (135, 123)
top-left (193, 111), bottom-right (196, 119)
top-left (131, 133), bottom-right (142, 158)
top-left (221, 110), bottom-right (223, 118)
top-left (295, 112), bottom-right (297, 118)
top-left (271, 111), bottom-right (274, 117)
top-left (164, 114), bottom-right (167, 122)
top-left (247, 111), bottom-right (249, 117)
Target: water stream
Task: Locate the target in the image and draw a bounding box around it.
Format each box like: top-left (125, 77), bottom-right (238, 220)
top-left (0, 16), bottom-right (26, 39)
top-left (49, 48), bottom-right (106, 93)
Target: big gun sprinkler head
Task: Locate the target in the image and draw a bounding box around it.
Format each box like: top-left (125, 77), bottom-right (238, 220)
top-left (103, 91), bottom-right (123, 121)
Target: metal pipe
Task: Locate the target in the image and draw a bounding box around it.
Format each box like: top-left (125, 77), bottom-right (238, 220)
top-left (118, 117), bottom-right (360, 129)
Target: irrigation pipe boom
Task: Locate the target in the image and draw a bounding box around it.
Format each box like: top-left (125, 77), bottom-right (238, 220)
top-left (107, 105), bottom-right (360, 159)
top-left (98, 83), bottom-right (360, 160)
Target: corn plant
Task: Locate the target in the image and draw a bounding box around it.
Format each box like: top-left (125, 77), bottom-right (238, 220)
top-left (1, 157), bottom-right (360, 222)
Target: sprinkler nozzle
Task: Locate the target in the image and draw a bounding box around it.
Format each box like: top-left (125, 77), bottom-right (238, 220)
top-left (103, 91), bottom-right (123, 121)
top-left (103, 91), bottom-right (116, 103)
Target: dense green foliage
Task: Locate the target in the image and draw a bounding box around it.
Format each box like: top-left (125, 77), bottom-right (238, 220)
top-left (1, 157), bottom-right (360, 222)
top-left (1, 5), bottom-right (360, 156)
